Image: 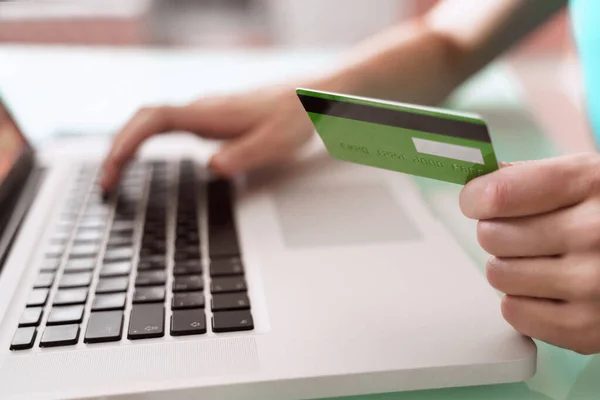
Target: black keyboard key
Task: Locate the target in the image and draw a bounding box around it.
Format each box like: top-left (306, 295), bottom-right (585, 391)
top-left (114, 207), bottom-right (136, 218)
top-left (19, 307), bottom-right (43, 327)
top-left (174, 261), bottom-right (203, 276)
top-left (175, 257), bottom-right (202, 267)
top-left (209, 227), bottom-right (240, 258)
top-left (171, 310), bottom-right (206, 336)
top-left (34, 272), bottom-right (55, 289)
top-left (173, 276), bottom-right (203, 292)
top-left (144, 221), bottom-right (165, 231)
top-left (175, 242), bottom-right (200, 251)
top-left (139, 253), bottom-right (165, 262)
top-left (179, 159), bottom-right (194, 172)
top-left (208, 180), bottom-right (240, 257)
top-left (69, 243), bottom-right (101, 258)
top-left (40, 325), bottom-right (80, 347)
top-left (135, 271), bottom-right (167, 287)
top-left (176, 227), bottom-right (197, 238)
top-left (27, 289), bottom-right (49, 307)
top-left (96, 277), bottom-right (129, 293)
top-left (64, 258), bottom-right (96, 273)
top-left (109, 228), bottom-right (135, 240)
top-left (139, 248), bottom-right (161, 258)
top-left (211, 277), bottom-right (247, 294)
top-left (111, 221), bottom-right (135, 232)
top-left (104, 247), bottom-right (135, 262)
top-left (107, 236), bottom-right (134, 248)
top-left (144, 231), bottom-right (166, 243)
top-left (212, 310), bottom-right (254, 333)
top-left (174, 251), bottom-right (200, 262)
top-left (141, 241), bottom-right (166, 254)
top-left (212, 293), bottom-right (250, 311)
top-left (142, 235), bottom-right (167, 247)
top-left (53, 288), bottom-right (89, 306)
top-left (84, 311), bottom-right (124, 344)
top-left (100, 262), bottom-right (132, 277)
top-left (137, 258), bottom-right (166, 271)
top-left (128, 304), bottom-right (164, 340)
top-left (151, 160), bottom-right (167, 170)
top-left (186, 232), bottom-right (200, 243)
top-left (207, 180), bottom-right (232, 212)
top-left (210, 259), bottom-right (244, 277)
top-left (59, 272), bottom-right (93, 288)
top-left (47, 305), bottom-right (85, 325)
top-left (172, 292), bottom-right (204, 310)
top-left (92, 293), bottom-right (126, 311)
top-left (133, 287), bottom-right (165, 304)
top-left (174, 241), bottom-right (199, 254)
top-left (10, 327), bottom-right (37, 350)
top-left (177, 206), bottom-right (195, 214)
top-left (40, 258), bottom-right (61, 272)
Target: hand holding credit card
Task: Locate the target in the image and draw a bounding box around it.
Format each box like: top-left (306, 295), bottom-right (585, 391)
top-left (296, 88), bottom-right (499, 185)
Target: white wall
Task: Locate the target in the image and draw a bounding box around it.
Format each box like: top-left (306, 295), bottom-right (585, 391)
top-left (264, 0), bottom-right (412, 47)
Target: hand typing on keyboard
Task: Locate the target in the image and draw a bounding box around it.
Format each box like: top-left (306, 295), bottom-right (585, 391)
top-left (11, 161), bottom-right (254, 351)
top-left (99, 83), bottom-right (316, 194)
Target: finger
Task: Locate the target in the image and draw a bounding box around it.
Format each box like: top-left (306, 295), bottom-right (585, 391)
top-left (501, 295), bottom-right (600, 355)
top-left (487, 255), bottom-right (600, 301)
top-left (477, 211), bottom-right (568, 257)
top-left (477, 200), bottom-right (600, 256)
top-left (101, 98), bottom-right (259, 191)
top-left (460, 153), bottom-right (598, 220)
top-left (209, 111), bottom-right (314, 177)
top-left (499, 160), bottom-right (536, 168)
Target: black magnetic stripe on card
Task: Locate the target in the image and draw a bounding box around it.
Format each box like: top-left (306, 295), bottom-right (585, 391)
top-left (297, 94), bottom-right (491, 143)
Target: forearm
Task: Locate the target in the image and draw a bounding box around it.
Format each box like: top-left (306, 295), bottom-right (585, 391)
top-left (307, 0), bottom-right (567, 106)
top-left (308, 20), bottom-right (462, 106)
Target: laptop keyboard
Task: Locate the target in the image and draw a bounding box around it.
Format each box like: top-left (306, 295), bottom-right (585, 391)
top-left (10, 160), bottom-right (254, 351)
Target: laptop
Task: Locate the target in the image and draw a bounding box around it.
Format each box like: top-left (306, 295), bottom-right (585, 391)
top-left (0, 95), bottom-right (536, 400)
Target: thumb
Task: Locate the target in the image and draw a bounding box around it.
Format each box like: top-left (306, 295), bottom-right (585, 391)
top-left (499, 160), bottom-right (536, 168)
top-left (209, 116), bottom-right (313, 177)
top-left (209, 127), bottom-right (285, 177)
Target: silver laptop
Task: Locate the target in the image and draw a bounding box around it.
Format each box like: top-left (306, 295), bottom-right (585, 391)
top-left (0, 95), bottom-right (536, 400)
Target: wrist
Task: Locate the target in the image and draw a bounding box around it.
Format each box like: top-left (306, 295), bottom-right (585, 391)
top-left (296, 61), bottom-right (371, 97)
top-left (302, 21), bottom-right (464, 106)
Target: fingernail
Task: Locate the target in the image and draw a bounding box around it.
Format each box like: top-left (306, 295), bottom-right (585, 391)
top-left (210, 153), bottom-right (234, 177)
top-left (99, 168), bottom-right (108, 188)
top-left (99, 168), bottom-right (113, 191)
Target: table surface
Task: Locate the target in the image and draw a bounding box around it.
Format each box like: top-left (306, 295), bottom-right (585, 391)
top-left (1, 45), bottom-right (598, 400)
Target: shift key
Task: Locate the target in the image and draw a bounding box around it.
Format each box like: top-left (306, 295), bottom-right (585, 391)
top-left (127, 304), bottom-right (164, 340)
top-left (85, 311), bottom-right (123, 343)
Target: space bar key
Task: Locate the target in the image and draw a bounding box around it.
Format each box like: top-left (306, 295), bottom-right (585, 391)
top-left (127, 304), bottom-right (164, 340)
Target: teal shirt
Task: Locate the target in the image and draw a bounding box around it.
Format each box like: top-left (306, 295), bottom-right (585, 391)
top-left (571, 0), bottom-right (600, 144)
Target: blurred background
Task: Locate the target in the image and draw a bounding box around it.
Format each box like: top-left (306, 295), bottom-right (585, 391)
top-left (0, 0), bottom-right (571, 50)
top-left (0, 0), bottom-right (591, 152)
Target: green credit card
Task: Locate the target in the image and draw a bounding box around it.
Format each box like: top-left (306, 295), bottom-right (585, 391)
top-left (296, 88), bottom-right (499, 185)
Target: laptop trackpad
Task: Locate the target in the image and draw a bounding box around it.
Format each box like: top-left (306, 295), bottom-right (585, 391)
top-left (273, 184), bottom-right (421, 248)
